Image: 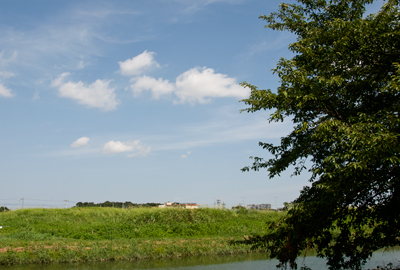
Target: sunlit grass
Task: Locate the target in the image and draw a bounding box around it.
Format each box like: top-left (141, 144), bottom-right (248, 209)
top-left (0, 207), bottom-right (282, 240)
top-left (0, 207), bottom-right (282, 265)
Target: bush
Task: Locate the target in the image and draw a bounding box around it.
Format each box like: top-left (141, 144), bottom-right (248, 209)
top-left (0, 206), bottom-right (10, 212)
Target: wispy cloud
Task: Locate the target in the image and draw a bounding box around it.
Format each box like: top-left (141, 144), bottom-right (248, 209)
top-left (242, 32), bottom-right (296, 59)
top-left (74, 7), bottom-right (142, 18)
top-left (0, 50), bottom-right (17, 98)
top-left (41, 106), bottom-right (290, 158)
top-left (152, 120), bottom-right (289, 151)
top-left (171, 0), bottom-right (244, 13)
top-left (76, 60), bottom-right (86, 69)
top-left (181, 151), bottom-right (191, 158)
top-left (0, 82), bottom-right (14, 97)
top-left (147, 106), bottom-right (292, 151)
top-left (0, 71), bottom-right (15, 78)
top-left (0, 5), bottom-right (151, 85)
top-left (32, 91), bottom-right (40, 100)
top-left (0, 24), bottom-right (99, 71)
top-left (0, 50), bottom-right (18, 66)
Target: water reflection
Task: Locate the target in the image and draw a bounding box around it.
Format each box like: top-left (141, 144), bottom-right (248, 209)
top-left (2, 249), bottom-right (399, 270)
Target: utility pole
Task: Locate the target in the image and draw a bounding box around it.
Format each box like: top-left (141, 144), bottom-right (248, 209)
top-left (273, 196), bottom-right (278, 210)
top-left (241, 197), bottom-right (246, 207)
top-left (64, 200), bottom-right (68, 208)
top-left (20, 198), bottom-right (24, 209)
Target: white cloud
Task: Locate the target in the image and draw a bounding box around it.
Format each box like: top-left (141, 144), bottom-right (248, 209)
top-left (0, 82), bottom-right (14, 97)
top-left (71, 137), bottom-right (90, 148)
top-left (175, 67), bottom-right (249, 104)
top-left (130, 76), bottom-right (174, 99)
top-left (103, 140), bottom-right (151, 157)
top-left (52, 73), bottom-right (119, 111)
top-left (128, 67), bottom-right (249, 104)
top-left (119, 51), bottom-right (160, 76)
top-left (103, 140), bottom-right (132, 153)
top-left (51, 72), bottom-right (70, 87)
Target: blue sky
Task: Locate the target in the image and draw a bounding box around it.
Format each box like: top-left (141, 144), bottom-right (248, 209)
top-left (0, 0), bottom-right (385, 209)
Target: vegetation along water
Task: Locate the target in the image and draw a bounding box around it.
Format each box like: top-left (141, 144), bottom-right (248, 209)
top-left (0, 207), bottom-right (283, 266)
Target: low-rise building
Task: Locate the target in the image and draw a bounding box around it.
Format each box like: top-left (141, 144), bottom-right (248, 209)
top-left (182, 203), bottom-right (198, 209)
top-left (159, 202), bottom-right (173, 208)
top-left (246, 204), bottom-right (271, 210)
top-left (159, 202), bottom-right (198, 209)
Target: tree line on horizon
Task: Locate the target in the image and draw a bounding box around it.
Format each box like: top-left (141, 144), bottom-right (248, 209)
top-left (75, 201), bottom-right (162, 208)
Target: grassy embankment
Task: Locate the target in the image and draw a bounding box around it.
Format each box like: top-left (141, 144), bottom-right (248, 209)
top-left (0, 207), bottom-right (283, 265)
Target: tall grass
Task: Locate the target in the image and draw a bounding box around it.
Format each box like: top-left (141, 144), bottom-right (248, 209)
top-left (0, 207), bottom-right (282, 240)
top-left (0, 207), bottom-right (283, 265)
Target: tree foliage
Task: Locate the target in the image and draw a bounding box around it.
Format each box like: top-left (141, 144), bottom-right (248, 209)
top-left (241, 0), bottom-right (400, 269)
top-left (75, 201), bottom-right (161, 208)
top-left (0, 206), bottom-right (10, 212)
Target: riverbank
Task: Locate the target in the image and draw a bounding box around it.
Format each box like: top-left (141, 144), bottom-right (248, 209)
top-left (0, 207), bottom-right (281, 265)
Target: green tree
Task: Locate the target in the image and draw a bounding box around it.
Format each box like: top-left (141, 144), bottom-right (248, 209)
top-left (0, 206), bottom-right (10, 212)
top-left (241, 0), bottom-right (400, 269)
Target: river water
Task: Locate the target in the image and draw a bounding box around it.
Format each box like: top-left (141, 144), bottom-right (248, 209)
top-left (2, 249), bottom-right (400, 270)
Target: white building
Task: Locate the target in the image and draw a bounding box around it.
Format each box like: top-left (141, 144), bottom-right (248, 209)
top-left (159, 202), bottom-right (198, 209)
top-left (246, 204), bottom-right (271, 210)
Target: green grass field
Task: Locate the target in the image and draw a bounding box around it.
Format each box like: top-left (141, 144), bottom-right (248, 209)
top-left (0, 207), bottom-right (282, 265)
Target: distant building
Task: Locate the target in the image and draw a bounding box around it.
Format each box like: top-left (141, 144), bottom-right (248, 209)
top-left (246, 204), bottom-right (271, 210)
top-left (182, 203), bottom-right (198, 209)
top-left (159, 202), bottom-right (198, 209)
top-left (159, 202), bottom-right (173, 208)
